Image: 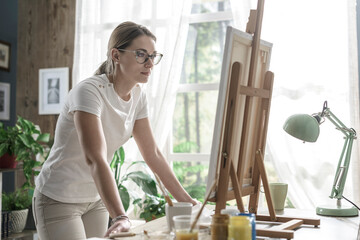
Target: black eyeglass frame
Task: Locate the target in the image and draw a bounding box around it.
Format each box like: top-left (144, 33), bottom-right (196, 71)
top-left (116, 48), bottom-right (163, 65)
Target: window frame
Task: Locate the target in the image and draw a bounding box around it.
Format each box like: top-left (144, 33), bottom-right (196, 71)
top-left (166, 7), bottom-right (233, 164)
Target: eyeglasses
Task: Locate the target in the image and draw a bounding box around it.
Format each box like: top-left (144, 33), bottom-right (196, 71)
top-left (117, 48), bottom-right (163, 65)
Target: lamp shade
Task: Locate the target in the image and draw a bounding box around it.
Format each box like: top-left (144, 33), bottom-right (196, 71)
top-left (283, 114), bottom-right (320, 142)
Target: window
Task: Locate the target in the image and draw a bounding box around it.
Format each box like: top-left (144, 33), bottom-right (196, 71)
top-left (168, 0), bottom-right (233, 200)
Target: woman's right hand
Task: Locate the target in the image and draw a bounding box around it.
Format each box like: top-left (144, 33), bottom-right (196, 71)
top-left (104, 218), bottom-right (131, 237)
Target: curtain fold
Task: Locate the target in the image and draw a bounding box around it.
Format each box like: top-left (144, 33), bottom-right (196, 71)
top-left (262, 0), bottom-right (359, 209)
top-left (73, 0), bottom-right (193, 215)
top-left (145, 2), bottom-right (192, 150)
top-left (73, 0), bottom-right (192, 157)
top-left (348, 0), bottom-right (360, 206)
top-left (229, 0), bottom-right (255, 31)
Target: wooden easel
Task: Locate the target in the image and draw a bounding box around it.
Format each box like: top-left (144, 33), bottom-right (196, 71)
top-left (210, 0), bottom-right (320, 239)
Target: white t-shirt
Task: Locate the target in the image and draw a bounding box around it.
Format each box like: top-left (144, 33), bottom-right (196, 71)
top-left (35, 74), bottom-right (148, 203)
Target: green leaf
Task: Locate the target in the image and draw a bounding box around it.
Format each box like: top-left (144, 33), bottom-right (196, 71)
top-left (110, 153), bottom-right (119, 169)
top-left (0, 143), bottom-right (9, 156)
top-left (0, 130), bottom-right (8, 142)
top-left (110, 146), bottom-right (125, 169)
top-left (141, 211), bottom-right (154, 222)
top-left (18, 134), bottom-right (32, 148)
top-left (36, 133), bottom-right (50, 143)
top-left (33, 161), bottom-right (42, 167)
top-left (127, 171), bottom-right (158, 196)
top-left (132, 198), bottom-right (142, 205)
top-left (119, 146), bottom-right (125, 163)
top-left (119, 185), bottom-right (130, 212)
top-left (2, 189), bottom-right (32, 211)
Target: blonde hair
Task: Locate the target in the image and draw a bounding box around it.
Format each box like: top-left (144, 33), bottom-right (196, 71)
top-left (95, 21), bottom-right (156, 75)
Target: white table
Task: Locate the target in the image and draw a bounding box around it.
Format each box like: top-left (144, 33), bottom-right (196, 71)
top-left (88, 208), bottom-right (359, 240)
top-left (257, 208), bottom-right (359, 240)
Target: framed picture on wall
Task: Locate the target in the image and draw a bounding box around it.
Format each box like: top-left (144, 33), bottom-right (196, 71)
top-left (0, 82), bottom-right (10, 120)
top-left (39, 67), bottom-right (69, 115)
top-left (0, 40), bottom-right (11, 72)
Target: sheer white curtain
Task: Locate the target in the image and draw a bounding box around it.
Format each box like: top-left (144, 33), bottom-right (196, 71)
top-left (73, 0), bottom-right (192, 160)
top-left (260, 0), bottom-right (359, 209)
top-left (73, 0), bottom-right (360, 210)
top-left (229, 0), bottom-right (254, 31)
top-left (348, 0), bottom-right (360, 207)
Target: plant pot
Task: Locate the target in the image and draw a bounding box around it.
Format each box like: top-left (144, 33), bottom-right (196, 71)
top-left (8, 209), bottom-right (29, 233)
top-left (0, 153), bottom-right (17, 169)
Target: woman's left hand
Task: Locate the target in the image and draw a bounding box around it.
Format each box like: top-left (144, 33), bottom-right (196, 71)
top-left (190, 198), bottom-right (201, 206)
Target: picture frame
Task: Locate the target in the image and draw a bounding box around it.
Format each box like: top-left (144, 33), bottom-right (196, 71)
top-left (0, 82), bottom-right (10, 120)
top-left (0, 40), bottom-right (11, 72)
top-left (39, 67), bottom-right (69, 115)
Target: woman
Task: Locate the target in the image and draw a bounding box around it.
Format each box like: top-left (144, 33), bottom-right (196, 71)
top-left (33, 21), bottom-right (198, 240)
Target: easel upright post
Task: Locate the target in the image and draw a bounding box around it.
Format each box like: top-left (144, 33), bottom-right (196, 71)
top-left (215, 62), bottom-right (245, 214)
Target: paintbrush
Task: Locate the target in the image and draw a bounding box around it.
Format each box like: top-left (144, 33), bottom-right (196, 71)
top-left (109, 231), bottom-right (136, 238)
top-left (154, 173), bottom-right (173, 206)
top-left (189, 180), bottom-right (217, 233)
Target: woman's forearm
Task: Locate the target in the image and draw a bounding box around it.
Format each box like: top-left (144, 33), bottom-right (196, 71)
top-left (132, 118), bottom-right (197, 205)
top-left (147, 150), bottom-right (194, 203)
top-left (74, 111), bottom-right (127, 219)
top-left (161, 171), bottom-right (193, 202)
top-left (89, 159), bottom-right (126, 218)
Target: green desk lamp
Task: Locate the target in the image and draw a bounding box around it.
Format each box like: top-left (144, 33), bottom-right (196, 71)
top-left (283, 101), bottom-right (358, 216)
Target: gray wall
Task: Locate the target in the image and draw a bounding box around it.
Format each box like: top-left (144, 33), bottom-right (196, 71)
top-left (0, 0), bottom-right (18, 193)
top-left (0, 0), bottom-right (17, 127)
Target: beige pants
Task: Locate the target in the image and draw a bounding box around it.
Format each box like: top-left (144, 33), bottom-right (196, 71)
top-left (32, 189), bottom-right (109, 240)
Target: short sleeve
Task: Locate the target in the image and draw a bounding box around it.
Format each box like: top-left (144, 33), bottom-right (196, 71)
top-left (136, 90), bottom-right (149, 120)
top-left (67, 82), bottom-right (102, 117)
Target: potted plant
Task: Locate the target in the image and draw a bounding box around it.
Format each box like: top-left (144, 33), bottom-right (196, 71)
top-left (110, 147), bottom-right (158, 211)
top-left (2, 189), bottom-right (32, 234)
top-left (134, 193), bottom-right (166, 222)
top-left (0, 116), bottom-right (50, 188)
top-left (110, 147), bottom-right (167, 221)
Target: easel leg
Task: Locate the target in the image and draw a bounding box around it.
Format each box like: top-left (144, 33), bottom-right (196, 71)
top-left (248, 71), bottom-right (274, 214)
top-left (230, 161), bottom-right (245, 213)
top-left (255, 150), bottom-right (276, 221)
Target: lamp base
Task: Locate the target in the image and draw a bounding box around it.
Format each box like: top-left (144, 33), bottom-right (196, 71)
top-left (316, 202), bottom-right (358, 217)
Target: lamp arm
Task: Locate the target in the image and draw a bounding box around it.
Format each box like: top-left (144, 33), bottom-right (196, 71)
top-left (324, 108), bottom-right (356, 200)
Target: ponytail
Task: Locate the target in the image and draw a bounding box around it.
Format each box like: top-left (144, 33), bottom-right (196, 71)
top-left (95, 61), bottom-right (109, 75)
